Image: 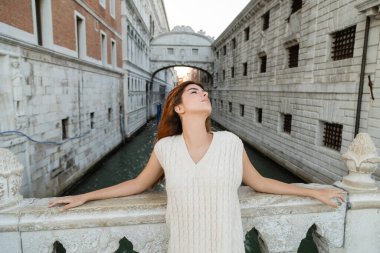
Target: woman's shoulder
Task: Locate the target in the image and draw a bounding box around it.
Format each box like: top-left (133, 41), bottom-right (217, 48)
top-left (214, 130), bottom-right (242, 143)
top-left (154, 134), bottom-right (180, 147)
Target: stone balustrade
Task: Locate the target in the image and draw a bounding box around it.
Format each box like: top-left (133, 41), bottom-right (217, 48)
top-left (1, 184), bottom-right (348, 253)
top-left (1, 133), bottom-right (380, 253)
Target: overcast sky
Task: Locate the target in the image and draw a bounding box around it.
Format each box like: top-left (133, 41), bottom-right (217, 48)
top-left (163, 0), bottom-right (250, 39)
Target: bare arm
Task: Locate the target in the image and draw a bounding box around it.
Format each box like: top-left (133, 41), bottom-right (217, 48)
top-left (48, 149), bottom-right (164, 210)
top-left (241, 148), bottom-right (345, 208)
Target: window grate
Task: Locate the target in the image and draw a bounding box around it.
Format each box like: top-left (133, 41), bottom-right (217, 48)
top-left (291, 0), bottom-right (302, 14)
top-left (288, 44), bottom-right (299, 68)
top-left (260, 55), bottom-right (267, 73)
top-left (283, 114), bottom-right (292, 133)
top-left (331, 26), bottom-right (356, 61)
top-left (262, 11), bottom-right (270, 31)
top-left (323, 122), bottom-right (343, 151)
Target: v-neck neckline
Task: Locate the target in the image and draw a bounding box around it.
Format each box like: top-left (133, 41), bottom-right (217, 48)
top-left (180, 131), bottom-right (216, 167)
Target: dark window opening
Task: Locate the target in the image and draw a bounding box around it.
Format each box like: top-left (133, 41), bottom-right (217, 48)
top-left (323, 122), bottom-right (343, 151)
top-left (90, 112), bottom-right (95, 129)
top-left (283, 114), bottom-right (292, 133)
top-left (35, 0), bottom-right (43, 46)
top-left (256, 108), bottom-right (262, 123)
top-left (240, 104), bottom-right (244, 117)
top-left (108, 108), bottom-right (112, 122)
top-left (62, 118), bottom-right (69, 140)
top-left (231, 66), bottom-right (235, 78)
top-left (244, 27), bottom-right (250, 41)
top-left (229, 102), bottom-right (232, 113)
top-left (331, 25), bottom-right (356, 61)
top-left (262, 11), bottom-right (270, 31)
top-left (288, 44), bottom-right (299, 68)
top-left (223, 70), bottom-right (226, 80)
top-left (76, 16), bottom-right (84, 58)
top-left (232, 38), bottom-right (236, 49)
top-left (291, 0), bottom-right (302, 14)
top-left (243, 62), bottom-right (248, 76)
top-left (260, 55), bottom-right (267, 73)
top-left (223, 45), bottom-right (227, 55)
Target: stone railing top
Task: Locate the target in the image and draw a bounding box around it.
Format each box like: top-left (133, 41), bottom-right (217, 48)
top-left (0, 184), bottom-right (347, 233)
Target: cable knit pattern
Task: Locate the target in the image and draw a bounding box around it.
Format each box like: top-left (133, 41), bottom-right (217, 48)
top-left (154, 130), bottom-right (245, 253)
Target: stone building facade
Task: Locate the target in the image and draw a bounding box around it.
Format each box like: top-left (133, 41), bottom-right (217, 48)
top-left (0, 0), bottom-right (174, 197)
top-left (210, 0), bottom-right (380, 183)
top-left (121, 0), bottom-right (176, 136)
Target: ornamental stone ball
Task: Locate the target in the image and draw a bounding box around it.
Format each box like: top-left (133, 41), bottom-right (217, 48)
top-left (0, 148), bottom-right (24, 209)
top-left (339, 133), bottom-right (380, 191)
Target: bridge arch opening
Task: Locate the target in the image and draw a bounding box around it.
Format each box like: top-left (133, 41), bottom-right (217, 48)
top-left (151, 65), bottom-right (213, 86)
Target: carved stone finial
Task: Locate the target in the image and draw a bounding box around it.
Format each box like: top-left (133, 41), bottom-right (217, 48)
top-left (337, 133), bottom-right (380, 191)
top-left (0, 148), bottom-right (24, 209)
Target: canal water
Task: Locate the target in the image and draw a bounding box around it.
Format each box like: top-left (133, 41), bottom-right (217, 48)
top-left (64, 119), bottom-right (318, 253)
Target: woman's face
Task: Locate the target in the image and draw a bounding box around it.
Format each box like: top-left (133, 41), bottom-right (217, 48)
top-left (176, 84), bottom-right (211, 117)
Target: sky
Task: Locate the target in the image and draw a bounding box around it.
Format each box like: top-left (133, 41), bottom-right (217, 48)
top-left (163, 0), bottom-right (250, 39)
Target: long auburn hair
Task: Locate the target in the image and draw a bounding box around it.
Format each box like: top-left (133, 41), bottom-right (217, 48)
top-left (150, 80), bottom-right (212, 188)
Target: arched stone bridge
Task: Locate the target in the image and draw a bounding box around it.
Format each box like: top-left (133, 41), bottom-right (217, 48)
top-left (150, 26), bottom-right (214, 79)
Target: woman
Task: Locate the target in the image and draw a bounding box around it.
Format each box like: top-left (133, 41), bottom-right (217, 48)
top-left (48, 81), bottom-right (345, 252)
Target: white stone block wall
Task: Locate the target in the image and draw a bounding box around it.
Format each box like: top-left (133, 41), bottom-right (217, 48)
top-left (0, 38), bottom-right (124, 198)
top-left (210, 0), bottom-right (380, 183)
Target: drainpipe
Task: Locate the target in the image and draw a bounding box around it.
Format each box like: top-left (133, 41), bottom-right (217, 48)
top-left (354, 16), bottom-right (371, 137)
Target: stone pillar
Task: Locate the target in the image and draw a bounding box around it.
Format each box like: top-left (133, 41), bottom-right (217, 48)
top-left (0, 148), bottom-right (24, 209)
top-left (334, 133), bottom-right (380, 253)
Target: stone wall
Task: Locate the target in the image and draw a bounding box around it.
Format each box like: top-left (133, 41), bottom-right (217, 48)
top-left (210, 0), bottom-right (380, 183)
top-left (0, 36), bottom-right (124, 198)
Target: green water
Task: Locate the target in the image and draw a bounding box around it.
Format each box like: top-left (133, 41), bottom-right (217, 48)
top-left (64, 120), bottom-right (318, 253)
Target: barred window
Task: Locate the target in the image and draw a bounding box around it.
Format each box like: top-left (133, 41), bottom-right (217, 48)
top-left (229, 102), bottom-right (232, 113)
top-left (231, 66), bottom-right (235, 78)
top-left (262, 11), bottom-right (270, 31)
top-left (223, 45), bottom-right (227, 55)
top-left (260, 55), bottom-right (267, 73)
top-left (288, 44), bottom-right (299, 68)
top-left (283, 114), bottom-right (292, 133)
top-left (323, 122), bottom-right (343, 151)
top-left (331, 26), bottom-right (356, 61)
top-left (167, 48), bottom-right (174, 55)
top-left (240, 104), bottom-right (244, 117)
top-left (291, 0), bottom-right (302, 14)
top-left (256, 108), bottom-right (262, 123)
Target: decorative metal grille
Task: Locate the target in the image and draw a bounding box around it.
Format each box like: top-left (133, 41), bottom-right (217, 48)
top-left (291, 0), bottom-right (302, 14)
top-left (331, 26), bottom-right (356, 61)
top-left (256, 108), bottom-right (262, 123)
top-left (260, 55), bottom-right (267, 73)
top-left (262, 11), bottom-right (270, 30)
top-left (283, 114), bottom-right (292, 133)
top-left (288, 44), bottom-right (299, 68)
top-left (323, 122), bottom-right (343, 151)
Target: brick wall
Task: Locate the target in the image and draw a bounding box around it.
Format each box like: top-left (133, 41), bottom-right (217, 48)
top-left (0, 1), bottom-right (34, 33)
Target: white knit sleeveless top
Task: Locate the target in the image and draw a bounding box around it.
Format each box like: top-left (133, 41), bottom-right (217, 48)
top-left (154, 130), bottom-right (245, 253)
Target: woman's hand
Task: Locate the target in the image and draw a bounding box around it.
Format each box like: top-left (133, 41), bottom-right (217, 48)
top-left (48, 194), bottom-right (88, 211)
top-left (311, 188), bottom-right (346, 208)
